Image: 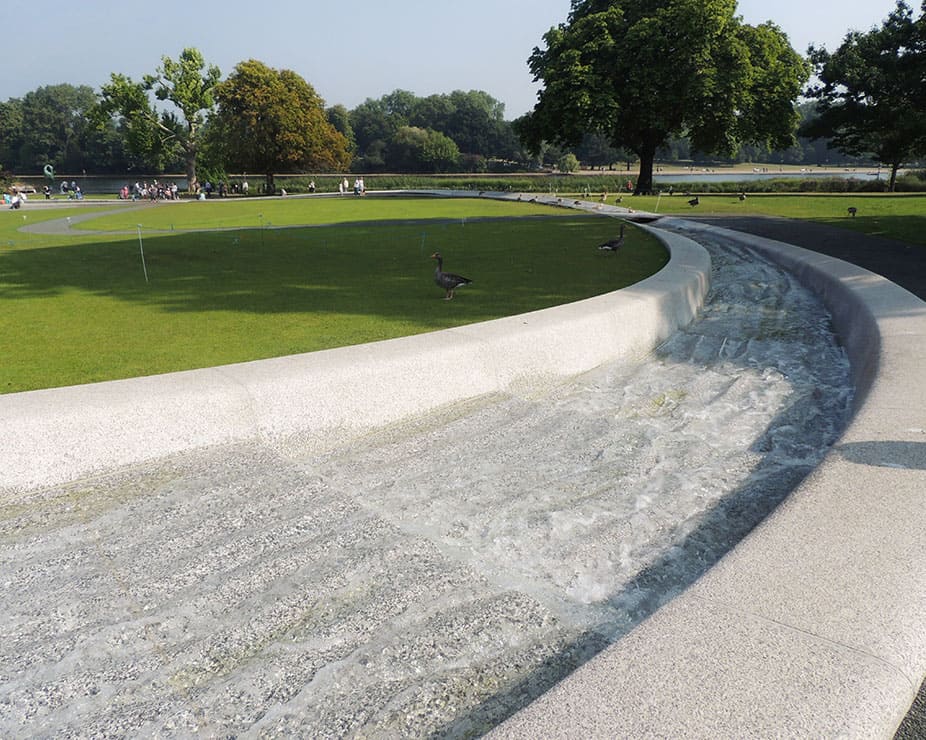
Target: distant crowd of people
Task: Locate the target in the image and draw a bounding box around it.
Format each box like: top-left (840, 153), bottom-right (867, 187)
top-left (119, 180), bottom-right (180, 201)
top-left (6, 176), bottom-right (367, 206)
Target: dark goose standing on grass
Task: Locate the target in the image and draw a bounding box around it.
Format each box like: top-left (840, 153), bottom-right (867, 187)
top-left (598, 223), bottom-right (625, 251)
top-left (431, 252), bottom-right (472, 300)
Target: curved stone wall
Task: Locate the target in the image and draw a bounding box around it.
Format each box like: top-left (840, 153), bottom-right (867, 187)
top-left (0, 229), bottom-right (709, 494)
top-left (492, 218), bottom-right (926, 738)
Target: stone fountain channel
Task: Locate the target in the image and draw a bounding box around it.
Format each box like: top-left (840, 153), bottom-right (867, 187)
top-left (0, 226), bottom-right (853, 737)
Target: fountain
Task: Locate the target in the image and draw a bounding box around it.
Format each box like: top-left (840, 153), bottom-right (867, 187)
top-left (0, 216), bottom-right (867, 737)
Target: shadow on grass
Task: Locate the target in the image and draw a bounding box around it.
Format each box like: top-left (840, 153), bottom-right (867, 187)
top-left (0, 219), bottom-right (666, 326)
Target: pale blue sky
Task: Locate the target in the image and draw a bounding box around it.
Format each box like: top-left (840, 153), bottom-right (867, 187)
top-left (3, 0), bottom-right (903, 119)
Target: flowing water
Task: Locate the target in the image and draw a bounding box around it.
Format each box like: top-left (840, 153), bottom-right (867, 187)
top-left (0, 227), bottom-right (853, 738)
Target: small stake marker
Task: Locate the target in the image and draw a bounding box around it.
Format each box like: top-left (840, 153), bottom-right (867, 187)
top-left (136, 224), bottom-right (149, 283)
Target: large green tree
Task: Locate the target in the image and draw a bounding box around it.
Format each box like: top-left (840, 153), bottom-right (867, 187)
top-left (386, 126), bottom-right (461, 172)
top-left (519, 0), bottom-right (808, 193)
top-left (97, 47), bottom-right (220, 190)
top-left (0, 98), bottom-right (25, 170)
top-left (349, 91), bottom-right (414, 155)
top-left (212, 60), bottom-right (351, 192)
top-left (1, 85), bottom-right (125, 174)
top-left (803, 1), bottom-right (926, 191)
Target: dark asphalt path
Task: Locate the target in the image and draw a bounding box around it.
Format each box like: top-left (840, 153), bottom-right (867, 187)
top-left (690, 215), bottom-right (926, 740)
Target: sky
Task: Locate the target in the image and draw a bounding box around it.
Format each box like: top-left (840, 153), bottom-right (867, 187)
top-left (1, 0), bottom-right (905, 120)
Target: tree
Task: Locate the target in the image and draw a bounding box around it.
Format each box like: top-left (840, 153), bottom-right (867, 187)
top-left (349, 91), bottom-right (416, 155)
top-left (0, 99), bottom-right (24, 170)
top-left (2, 87), bottom-right (129, 174)
top-left (212, 60), bottom-right (351, 192)
top-left (519, 0), bottom-right (808, 193)
top-left (442, 90), bottom-right (508, 157)
top-left (97, 47), bottom-right (220, 190)
top-left (575, 131), bottom-right (626, 169)
top-left (557, 152), bottom-right (580, 173)
top-left (326, 104), bottom-right (356, 153)
top-left (387, 126), bottom-right (461, 172)
top-left (347, 89), bottom-right (523, 170)
top-left (803, 1), bottom-right (926, 191)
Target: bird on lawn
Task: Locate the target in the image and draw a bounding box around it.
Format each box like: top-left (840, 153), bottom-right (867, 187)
top-left (431, 252), bottom-right (472, 300)
top-left (848, 206), bottom-right (858, 217)
top-left (738, 191), bottom-right (747, 201)
top-left (598, 223), bottom-right (625, 252)
top-left (688, 196), bottom-right (700, 207)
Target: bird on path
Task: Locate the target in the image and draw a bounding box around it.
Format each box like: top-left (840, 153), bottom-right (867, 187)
top-left (431, 252), bottom-right (472, 300)
top-left (598, 223), bottom-right (625, 252)
top-left (688, 196), bottom-right (700, 207)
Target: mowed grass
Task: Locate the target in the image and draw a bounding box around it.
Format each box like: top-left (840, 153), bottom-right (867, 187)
top-left (614, 191), bottom-right (926, 245)
top-left (0, 197), bottom-right (666, 393)
top-left (74, 195), bottom-right (568, 232)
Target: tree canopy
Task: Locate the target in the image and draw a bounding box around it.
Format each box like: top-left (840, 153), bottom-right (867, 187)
top-left (519, 0), bottom-right (809, 192)
top-left (348, 89), bottom-right (520, 170)
top-left (803, 0), bottom-right (926, 191)
top-left (97, 48), bottom-right (221, 191)
top-left (1, 84), bottom-right (125, 175)
top-left (5, 35), bottom-right (916, 181)
top-left (211, 60), bottom-right (352, 192)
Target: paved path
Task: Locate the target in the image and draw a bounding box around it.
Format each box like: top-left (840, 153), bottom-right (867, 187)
top-left (692, 214), bottom-right (926, 740)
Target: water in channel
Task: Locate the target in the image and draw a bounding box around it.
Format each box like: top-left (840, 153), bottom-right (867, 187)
top-left (0, 227), bottom-right (853, 738)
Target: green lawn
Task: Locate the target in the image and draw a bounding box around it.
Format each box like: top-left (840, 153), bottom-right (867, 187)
top-left (73, 195), bottom-right (568, 232)
top-left (0, 197), bottom-right (666, 393)
top-left (4, 191), bottom-right (923, 394)
top-left (619, 191), bottom-right (926, 245)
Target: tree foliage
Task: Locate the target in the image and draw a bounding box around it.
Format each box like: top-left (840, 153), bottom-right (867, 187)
top-left (326, 104), bottom-right (356, 153)
top-left (519, 0), bottom-right (809, 192)
top-left (97, 47), bottom-right (220, 189)
top-left (803, 0), bottom-right (926, 191)
top-left (212, 60), bottom-right (351, 191)
top-left (349, 88), bottom-right (520, 170)
top-left (1, 85), bottom-right (125, 175)
top-left (386, 126), bottom-right (461, 172)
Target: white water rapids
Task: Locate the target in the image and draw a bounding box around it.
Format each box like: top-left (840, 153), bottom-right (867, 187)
top-left (0, 226), bottom-right (852, 738)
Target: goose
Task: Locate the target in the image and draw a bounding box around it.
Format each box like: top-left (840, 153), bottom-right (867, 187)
top-left (598, 223), bottom-right (625, 251)
top-left (688, 196), bottom-right (700, 207)
top-left (431, 252), bottom-right (472, 300)
top-left (848, 206), bottom-right (858, 217)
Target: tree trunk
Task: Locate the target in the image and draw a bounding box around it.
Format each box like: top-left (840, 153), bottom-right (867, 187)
top-left (635, 142), bottom-right (657, 195)
top-left (185, 145), bottom-right (198, 194)
top-left (888, 162), bottom-right (899, 192)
